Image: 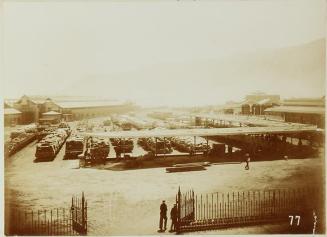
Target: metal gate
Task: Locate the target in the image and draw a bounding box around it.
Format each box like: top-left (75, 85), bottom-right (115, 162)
top-left (175, 187), bottom-right (321, 233)
top-left (71, 192), bottom-right (87, 234)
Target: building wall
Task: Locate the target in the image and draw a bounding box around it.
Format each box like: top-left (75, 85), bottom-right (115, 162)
top-left (265, 97), bottom-right (325, 128)
top-left (241, 93), bottom-right (280, 115)
top-left (13, 96), bottom-right (39, 124)
top-left (4, 114), bottom-right (21, 126)
top-left (11, 96), bottom-right (136, 123)
top-left (284, 113), bottom-right (324, 128)
top-left (241, 104), bottom-right (251, 115)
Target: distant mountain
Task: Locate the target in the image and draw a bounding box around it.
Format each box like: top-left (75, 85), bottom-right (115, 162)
top-left (61, 38), bottom-right (325, 106)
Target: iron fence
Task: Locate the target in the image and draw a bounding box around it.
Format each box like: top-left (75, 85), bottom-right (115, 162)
top-left (6, 193), bottom-right (87, 236)
top-left (176, 187), bottom-right (321, 232)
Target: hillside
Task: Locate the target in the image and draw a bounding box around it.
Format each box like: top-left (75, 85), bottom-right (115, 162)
top-left (62, 38), bottom-right (325, 106)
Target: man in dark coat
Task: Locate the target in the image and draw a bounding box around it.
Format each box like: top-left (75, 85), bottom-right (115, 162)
top-left (159, 200), bottom-right (167, 231)
top-left (170, 204), bottom-right (178, 232)
top-left (245, 153), bottom-right (250, 170)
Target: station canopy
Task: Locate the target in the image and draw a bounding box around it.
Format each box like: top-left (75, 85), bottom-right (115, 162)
top-left (264, 106), bottom-right (325, 115)
top-left (81, 125), bottom-right (317, 139)
top-left (196, 114), bottom-right (296, 127)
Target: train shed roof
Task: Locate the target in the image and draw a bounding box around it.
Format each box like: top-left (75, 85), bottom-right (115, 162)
top-left (265, 106), bottom-right (325, 115)
top-left (81, 125), bottom-right (317, 138)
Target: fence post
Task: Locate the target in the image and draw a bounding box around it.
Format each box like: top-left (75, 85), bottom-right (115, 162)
top-left (50, 210), bottom-right (53, 235)
top-left (227, 193), bottom-right (230, 219)
top-left (82, 192), bottom-right (85, 234)
top-left (176, 187), bottom-right (181, 233)
top-left (192, 190), bottom-right (195, 221)
top-left (273, 190), bottom-right (276, 216)
top-left (85, 200), bottom-right (88, 234)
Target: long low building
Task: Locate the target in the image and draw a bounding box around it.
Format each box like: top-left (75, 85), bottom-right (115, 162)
top-left (81, 125), bottom-right (318, 138)
top-left (7, 95), bottom-right (137, 124)
top-left (264, 97), bottom-right (325, 128)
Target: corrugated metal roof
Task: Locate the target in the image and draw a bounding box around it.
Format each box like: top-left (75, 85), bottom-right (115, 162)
top-left (81, 125), bottom-right (317, 138)
top-left (55, 100), bottom-right (125, 109)
top-left (264, 106), bottom-right (325, 115)
top-left (4, 108), bottom-right (22, 115)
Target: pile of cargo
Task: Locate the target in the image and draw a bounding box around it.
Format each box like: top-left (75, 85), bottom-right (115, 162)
top-left (34, 128), bottom-right (70, 161)
top-left (10, 124), bottom-right (38, 139)
top-left (36, 122), bottom-right (71, 141)
top-left (64, 134), bottom-right (85, 159)
top-left (86, 137), bottom-right (110, 160)
top-left (110, 138), bottom-right (134, 156)
top-left (5, 125), bottom-right (38, 157)
top-left (137, 138), bottom-right (154, 152)
top-left (137, 137), bottom-right (173, 154)
top-left (58, 122), bottom-right (72, 136)
top-left (36, 127), bottom-right (58, 141)
top-left (169, 136), bottom-right (211, 154)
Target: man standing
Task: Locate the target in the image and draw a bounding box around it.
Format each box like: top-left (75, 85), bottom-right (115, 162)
top-left (159, 200), bottom-right (167, 231)
top-left (170, 204), bottom-right (178, 232)
top-left (245, 153), bottom-right (250, 170)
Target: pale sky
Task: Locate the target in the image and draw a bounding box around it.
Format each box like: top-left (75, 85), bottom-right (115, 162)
top-left (2, 0), bottom-right (326, 106)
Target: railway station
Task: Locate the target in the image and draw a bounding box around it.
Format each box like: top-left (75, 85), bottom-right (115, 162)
top-left (3, 0), bottom-right (325, 235)
top-left (4, 108), bottom-right (325, 235)
top-left (4, 109), bottom-right (323, 169)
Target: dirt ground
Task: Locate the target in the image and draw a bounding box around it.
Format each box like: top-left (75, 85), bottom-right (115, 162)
top-left (4, 131), bottom-right (325, 236)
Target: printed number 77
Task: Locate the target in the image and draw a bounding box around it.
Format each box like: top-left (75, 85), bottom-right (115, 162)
top-left (289, 215), bottom-right (301, 226)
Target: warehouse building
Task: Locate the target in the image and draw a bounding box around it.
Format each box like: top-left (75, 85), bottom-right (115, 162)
top-left (56, 100), bottom-right (136, 121)
top-left (9, 95), bottom-right (136, 124)
top-left (264, 97), bottom-right (325, 128)
top-left (4, 102), bottom-right (22, 126)
top-left (220, 92), bottom-right (280, 115)
top-left (241, 93), bottom-right (280, 115)
top-left (11, 95), bottom-right (43, 124)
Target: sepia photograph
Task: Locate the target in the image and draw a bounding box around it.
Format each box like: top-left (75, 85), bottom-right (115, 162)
top-left (2, 0), bottom-right (326, 235)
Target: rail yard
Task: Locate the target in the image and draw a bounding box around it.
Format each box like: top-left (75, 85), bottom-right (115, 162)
top-left (5, 111), bottom-right (323, 167)
top-left (4, 110), bottom-right (325, 235)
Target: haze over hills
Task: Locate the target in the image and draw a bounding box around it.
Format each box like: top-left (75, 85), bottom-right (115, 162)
top-left (60, 38), bottom-right (325, 107)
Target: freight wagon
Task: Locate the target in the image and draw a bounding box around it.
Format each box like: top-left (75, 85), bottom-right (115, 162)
top-left (34, 129), bottom-right (70, 162)
top-left (110, 138), bottom-right (134, 156)
top-left (5, 125), bottom-right (38, 157)
top-left (64, 135), bottom-right (85, 159)
top-left (137, 137), bottom-right (173, 155)
top-left (84, 137), bottom-right (110, 163)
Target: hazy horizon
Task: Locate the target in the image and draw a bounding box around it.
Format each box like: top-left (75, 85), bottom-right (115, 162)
top-left (3, 0), bottom-right (326, 106)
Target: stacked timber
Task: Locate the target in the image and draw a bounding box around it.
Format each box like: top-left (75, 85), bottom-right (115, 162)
top-left (5, 125), bottom-right (38, 157)
top-left (110, 138), bottom-right (134, 155)
top-left (35, 128), bottom-right (70, 162)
